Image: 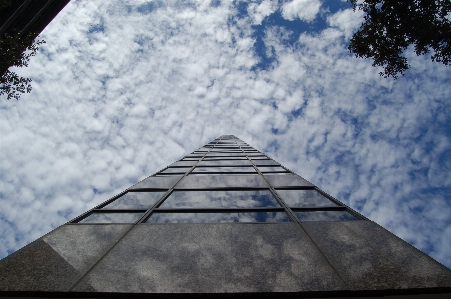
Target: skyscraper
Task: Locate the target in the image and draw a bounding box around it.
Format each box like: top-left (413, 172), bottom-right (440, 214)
top-left (0, 135), bottom-right (450, 297)
top-left (0, 0), bottom-right (70, 37)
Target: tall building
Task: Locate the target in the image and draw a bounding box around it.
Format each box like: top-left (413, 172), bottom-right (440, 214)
top-left (0, 0), bottom-right (70, 37)
top-left (0, 135), bottom-right (450, 298)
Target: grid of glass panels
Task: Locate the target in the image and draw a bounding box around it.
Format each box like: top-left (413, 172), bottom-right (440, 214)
top-left (73, 135), bottom-right (361, 224)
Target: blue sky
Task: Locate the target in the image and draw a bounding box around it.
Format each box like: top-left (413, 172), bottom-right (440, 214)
top-left (1, 0), bottom-right (451, 269)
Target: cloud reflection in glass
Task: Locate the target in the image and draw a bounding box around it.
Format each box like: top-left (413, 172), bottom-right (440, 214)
top-left (294, 211), bottom-right (357, 222)
top-left (160, 190), bottom-right (280, 208)
top-left (146, 211), bottom-right (291, 223)
top-left (103, 192), bottom-right (166, 209)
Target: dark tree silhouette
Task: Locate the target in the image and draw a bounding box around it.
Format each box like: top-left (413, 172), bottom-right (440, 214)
top-left (348, 0), bottom-right (451, 78)
top-left (0, 0), bottom-right (45, 100)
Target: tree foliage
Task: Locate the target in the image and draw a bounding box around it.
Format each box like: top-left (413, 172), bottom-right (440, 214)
top-left (0, 0), bottom-right (45, 100)
top-left (348, 0), bottom-right (451, 78)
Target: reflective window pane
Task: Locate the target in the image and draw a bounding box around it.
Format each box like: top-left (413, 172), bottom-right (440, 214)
top-left (253, 160), bottom-right (280, 166)
top-left (206, 153), bottom-right (246, 157)
top-left (169, 161), bottom-right (197, 167)
top-left (193, 166), bottom-right (256, 173)
top-left (264, 174), bottom-right (314, 187)
top-left (130, 176), bottom-right (182, 190)
top-left (174, 174), bottom-right (269, 189)
top-left (146, 212), bottom-right (291, 223)
top-left (293, 211), bottom-right (358, 222)
top-left (249, 156), bottom-right (268, 160)
top-left (79, 212), bottom-right (143, 223)
top-left (160, 190), bottom-right (279, 208)
top-left (202, 157), bottom-right (248, 160)
top-left (258, 166), bottom-right (287, 172)
top-left (161, 167), bottom-right (191, 173)
top-left (198, 160), bottom-right (251, 166)
top-left (103, 192), bottom-right (166, 209)
top-left (185, 155), bottom-right (203, 158)
top-left (276, 190), bottom-right (337, 207)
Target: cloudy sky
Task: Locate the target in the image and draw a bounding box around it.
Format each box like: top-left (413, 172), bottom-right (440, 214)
top-left (1, 0), bottom-right (451, 269)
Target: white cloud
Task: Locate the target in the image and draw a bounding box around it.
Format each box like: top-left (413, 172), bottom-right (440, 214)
top-left (328, 8), bottom-right (364, 39)
top-left (281, 0), bottom-right (321, 22)
top-left (247, 0), bottom-right (278, 25)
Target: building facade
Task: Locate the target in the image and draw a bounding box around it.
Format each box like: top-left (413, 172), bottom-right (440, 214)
top-left (0, 0), bottom-right (70, 37)
top-left (0, 135), bottom-right (450, 298)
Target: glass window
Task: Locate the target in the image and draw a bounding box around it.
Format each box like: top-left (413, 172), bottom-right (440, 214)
top-left (169, 161), bottom-right (197, 167)
top-left (79, 212), bottom-right (143, 223)
top-left (253, 160), bottom-right (279, 166)
top-left (206, 153), bottom-right (246, 157)
top-left (146, 211), bottom-right (291, 223)
top-left (249, 156), bottom-right (268, 160)
top-left (130, 176), bottom-right (182, 190)
top-left (257, 166), bottom-right (287, 172)
top-left (160, 190), bottom-right (279, 208)
top-left (103, 192), bottom-right (166, 209)
top-left (193, 166), bottom-right (256, 173)
top-left (202, 157), bottom-right (248, 160)
top-left (275, 189), bottom-right (337, 207)
top-left (174, 174), bottom-right (269, 189)
top-left (197, 160), bottom-right (252, 166)
top-left (182, 158), bottom-right (201, 161)
top-left (264, 174), bottom-right (314, 187)
top-left (185, 154), bottom-right (203, 158)
top-left (160, 167), bottom-right (191, 174)
top-left (293, 211), bottom-right (358, 222)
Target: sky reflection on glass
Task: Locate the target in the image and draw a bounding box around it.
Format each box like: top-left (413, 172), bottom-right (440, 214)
top-left (206, 153), bottom-right (246, 156)
top-left (161, 167), bottom-right (191, 173)
top-left (146, 212), bottom-right (290, 223)
top-left (258, 166), bottom-right (287, 172)
top-left (294, 211), bottom-right (357, 222)
top-left (160, 190), bottom-right (280, 208)
top-left (103, 192), bottom-right (166, 209)
top-left (198, 160), bottom-right (252, 166)
top-left (79, 212), bottom-right (143, 223)
top-left (276, 190), bottom-right (337, 207)
top-left (193, 166), bottom-right (256, 173)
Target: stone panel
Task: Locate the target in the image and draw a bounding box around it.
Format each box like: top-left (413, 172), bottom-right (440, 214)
top-left (72, 223), bottom-right (347, 293)
top-left (302, 221), bottom-right (451, 290)
top-left (43, 224), bottom-right (131, 273)
top-left (0, 239), bottom-right (79, 291)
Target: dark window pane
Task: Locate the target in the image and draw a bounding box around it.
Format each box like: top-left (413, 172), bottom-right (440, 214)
top-left (206, 153), bottom-right (246, 157)
top-left (203, 157), bottom-right (248, 160)
top-left (169, 161), bottom-right (197, 167)
top-left (103, 192), bottom-right (166, 209)
top-left (161, 167), bottom-right (191, 173)
top-left (264, 174), bottom-right (314, 187)
top-left (276, 190), bottom-right (337, 207)
top-left (249, 156), bottom-right (268, 160)
top-left (146, 212), bottom-right (291, 223)
top-left (262, 172), bottom-right (291, 175)
top-left (79, 212), bottom-right (143, 223)
top-left (198, 160), bottom-right (252, 166)
top-left (293, 211), bottom-right (358, 222)
top-left (174, 175), bottom-right (269, 189)
top-left (193, 166), bottom-right (256, 173)
top-left (185, 155), bottom-right (203, 158)
top-left (253, 160), bottom-right (280, 166)
top-left (258, 166), bottom-right (287, 172)
top-left (130, 176), bottom-right (182, 190)
top-left (160, 190), bottom-right (279, 208)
